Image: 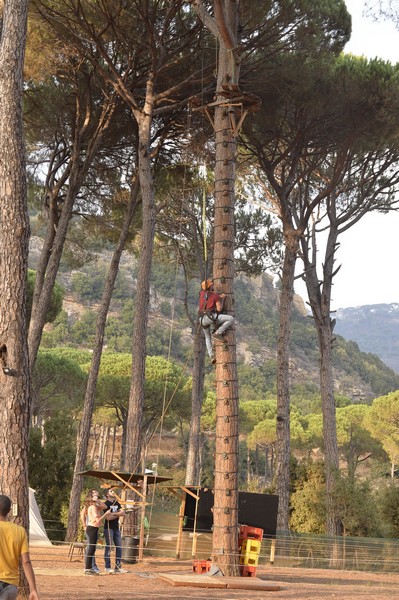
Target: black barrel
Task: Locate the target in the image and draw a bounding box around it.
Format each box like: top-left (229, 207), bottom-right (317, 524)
top-left (122, 536), bottom-right (139, 564)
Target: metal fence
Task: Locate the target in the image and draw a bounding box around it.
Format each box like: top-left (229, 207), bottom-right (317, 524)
top-left (267, 532), bottom-right (399, 573)
top-left (43, 514), bottom-right (399, 574)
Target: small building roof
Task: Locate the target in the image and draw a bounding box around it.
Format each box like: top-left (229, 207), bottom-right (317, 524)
top-left (78, 469), bottom-right (172, 485)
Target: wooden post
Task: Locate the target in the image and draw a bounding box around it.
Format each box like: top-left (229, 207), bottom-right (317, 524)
top-left (192, 532), bottom-right (198, 558)
top-left (138, 474), bottom-right (148, 561)
top-left (270, 538), bottom-right (276, 564)
top-left (174, 486), bottom-right (200, 559)
top-left (191, 487), bottom-right (200, 558)
top-left (176, 492), bottom-right (186, 559)
top-left (120, 487), bottom-right (127, 536)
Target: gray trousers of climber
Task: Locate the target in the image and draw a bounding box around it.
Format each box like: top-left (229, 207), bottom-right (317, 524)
top-left (200, 312), bottom-right (234, 359)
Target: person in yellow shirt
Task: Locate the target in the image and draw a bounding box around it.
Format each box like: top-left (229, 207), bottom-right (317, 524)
top-left (0, 494), bottom-right (40, 600)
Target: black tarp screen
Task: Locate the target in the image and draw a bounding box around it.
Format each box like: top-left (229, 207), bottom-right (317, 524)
top-left (183, 489), bottom-right (279, 538)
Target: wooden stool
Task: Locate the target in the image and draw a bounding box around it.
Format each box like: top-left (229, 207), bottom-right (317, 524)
top-left (68, 542), bottom-right (85, 561)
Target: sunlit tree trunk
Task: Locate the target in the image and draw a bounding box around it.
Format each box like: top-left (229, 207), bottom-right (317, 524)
top-left (0, 0), bottom-right (30, 510)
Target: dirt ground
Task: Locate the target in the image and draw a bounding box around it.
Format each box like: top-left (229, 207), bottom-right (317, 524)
top-left (28, 545), bottom-right (399, 600)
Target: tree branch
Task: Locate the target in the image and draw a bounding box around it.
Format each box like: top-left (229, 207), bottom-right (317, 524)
top-left (190, 0), bottom-right (219, 37)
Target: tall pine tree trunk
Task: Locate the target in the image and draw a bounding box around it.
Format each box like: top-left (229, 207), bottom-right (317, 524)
top-left (303, 223), bottom-right (343, 538)
top-left (211, 12), bottom-right (240, 579)
top-left (275, 228), bottom-right (299, 534)
top-left (192, 0), bottom-right (241, 576)
top-left (318, 323), bottom-right (341, 537)
top-left (0, 0), bottom-right (30, 509)
top-left (125, 112), bottom-right (155, 474)
top-left (65, 181), bottom-right (139, 542)
top-left (0, 1), bottom-right (31, 596)
top-left (124, 107), bottom-right (156, 536)
top-left (185, 327), bottom-right (206, 485)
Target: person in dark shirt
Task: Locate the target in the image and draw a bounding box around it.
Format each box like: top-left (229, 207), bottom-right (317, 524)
top-left (103, 489), bottom-right (127, 574)
top-left (198, 278), bottom-right (234, 362)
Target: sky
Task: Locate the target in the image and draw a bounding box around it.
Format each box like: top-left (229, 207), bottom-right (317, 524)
top-left (294, 0), bottom-right (399, 310)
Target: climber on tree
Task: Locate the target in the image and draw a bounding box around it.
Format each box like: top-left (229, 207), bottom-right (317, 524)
top-left (198, 278), bottom-right (235, 363)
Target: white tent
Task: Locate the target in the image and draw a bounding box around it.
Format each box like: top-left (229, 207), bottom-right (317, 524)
top-left (29, 488), bottom-right (52, 546)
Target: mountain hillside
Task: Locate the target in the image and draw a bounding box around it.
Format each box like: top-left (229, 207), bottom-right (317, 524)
top-left (335, 304), bottom-right (399, 374)
top-left (29, 236), bottom-right (399, 403)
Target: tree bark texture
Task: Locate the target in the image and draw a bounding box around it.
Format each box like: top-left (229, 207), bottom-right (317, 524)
top-left (0, 9), bottom-right (31, 599)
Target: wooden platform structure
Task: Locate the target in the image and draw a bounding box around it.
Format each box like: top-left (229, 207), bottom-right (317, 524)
top-left (78, 469), bottom-right (172, 560)
top-left (190, 83), bottom-right (261, 136)
top-left (158, 573), bottom-right (282, 591)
